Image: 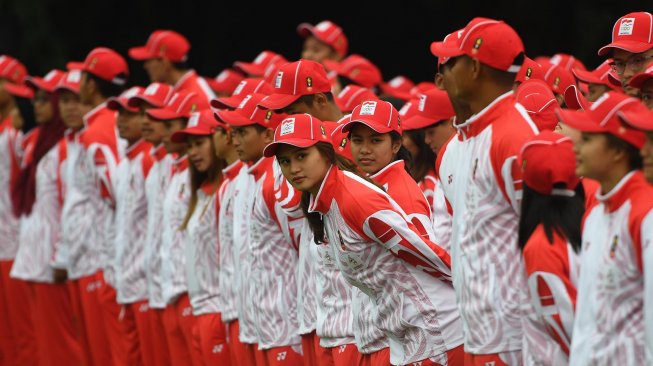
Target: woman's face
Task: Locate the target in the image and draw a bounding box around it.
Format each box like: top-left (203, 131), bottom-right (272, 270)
top-left (58, 90), bottom-right (85, 131)
top-left (33, 90), bottom-right (53, 125)
top-left (401, 133), bottom-right (420, 160)
top-left (117, 110), bottom-right (143, 143)
top-left (187, 135), bottom-right (215, 173)
top-left (162, 119), bottom-right (187, 154)
top-left (212, 127), bottom-right (231, 159)
top-left (277, 144), bottom-right (331, 195)
top-left (424, 121), bottom-right (455, 155)
top-left (641, 132), bottom-right (653, 183)
top-left (348, 123), bottom-right (400, 174)
top-left (575, 132), bottom-right (616, 182)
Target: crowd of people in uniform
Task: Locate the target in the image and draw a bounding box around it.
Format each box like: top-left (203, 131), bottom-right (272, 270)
top-left (0, 10), bottom-right (652, 366)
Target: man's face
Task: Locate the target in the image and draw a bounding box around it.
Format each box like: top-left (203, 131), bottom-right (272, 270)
top-left (612, 48), bottom-right (653, 96)
top-left (144, 58), bottom-right (168, 83)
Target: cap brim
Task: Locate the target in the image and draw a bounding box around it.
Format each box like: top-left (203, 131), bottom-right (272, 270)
top-left (618, 110), bottom-right (653, 131)
top-left (127, 95), bottom-right (155, 108)
top-left (379, 84), bottom-right (412, 101)
top-left (25, 77), bottom-right (53, 93)
top-left (297, 23), bottom-right (314, 39)
top-left (341, 119), bottom-right (395, 134)
top-left (66, 61), bottom-right (84, 71)
top-left (106, 98), bottom-right (128, 111)
top-left (572, 68), bottom-right (602, 84)
top-left (4, 83), bottom-right (34, 99)
top-left (171, 128), bottom-right (213, 143)
top-left (263, 139), bottom-right (318, 158)
top-left (233, 62), bottom-right (266, 77)
top-left (598, 41), bottom-right (653, 56)
top-left (322, 59), bottom-right (343, 74)
top-left (563, 85), bottom-right (592, 111)
top-left (214, 109), bottom-right (256, 127)
top-left (555, 109), bottom-right (605, 133)
top-left (607, 72), bottom-right (622, 88)
top-left (257, 94), bottom-right (302, 110)
top-left (211, 96), bottom-right (241, 110)
top-left (430, 41), bottom-right (465, 58)
top-left (128, 47), bottom-right (155, 61)
top-left (629, 72), bottom-right (653, 89)
top-left (54, 85), bottom-right (79, 95)
top-left (146, 108), bottom-right (181, 121)
top-left (402, 115), bottom-right (445, 131)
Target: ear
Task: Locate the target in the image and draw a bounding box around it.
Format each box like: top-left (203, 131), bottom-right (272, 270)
top-left (313, 93), bottom-right (329, 108)
top-left (263, 127), bottom-right (275, 144)
top-left (469, 58), bottom-right (482, 80)
top-left (391, 137), bottom-right (402, 154)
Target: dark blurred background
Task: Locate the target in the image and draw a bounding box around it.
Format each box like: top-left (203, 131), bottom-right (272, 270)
top-left (1, 0), bottom-right (650, 86)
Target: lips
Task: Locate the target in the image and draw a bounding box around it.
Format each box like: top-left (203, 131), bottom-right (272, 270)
top-left (358, 158), bottom-right (374, 165)
top-left (292, 177), bottom-right (306, 184)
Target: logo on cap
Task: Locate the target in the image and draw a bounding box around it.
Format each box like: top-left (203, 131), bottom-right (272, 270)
top-left (188, 114), bottom-right (200, 127)
top-left (554, 76), bottom-right (561, 88)
top-left (418, 94), bottom-right (427, 112)
top-left (609, 235), bottom-right (619, 259)
top-left (233, 81), bottom-right (246, 95)
top-left (472, 38), bottom-right (483, 54)
top-left (265, 110), bottom-right (273, 121)
top-left (238, 95), bottom-right (252, 109)
top-left (525, 68), bottom-right (533, 79)
top-left (145, 83), bottom-right (160, 95)
top-left (89, 57), bottom-right (99, 69)
top-left (275, 71), bottom-right (284, 89)
top-left (359, 101), bottom-right (377, 116)
top-left (280, 118), bottom-right (295, 136)
top-left (190, 104), bottom-right (197, 113)
top-left (306, 77), bottom-right (313, 88)
top-left (340, 138), bottom-right (348, 148)
top-left (68, 70), bottom-right (82, 82)
top-left (618, 18), bottom-right (635, 36)
top-left (320, 124), bottom-right (326, 136)
top-left (159, 45), bottom-right (167, 56)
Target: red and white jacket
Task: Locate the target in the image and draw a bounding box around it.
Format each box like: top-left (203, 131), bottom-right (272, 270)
top-left (418, 169), bottom-right (437, 217)
top-left (437, 91), bottom-right (538, 354)
top-left (570, 171), bottom-right (653, 366)
top-left (144, 145), bottom-right (174, 309)
top-left (185, 183), bottom-right (221, 316)
top-left (113, 139), bottom-right (153, 304)
top-left (522, 225), bottom-right (579, 365)
top-left (217, 160), bottom-right (245, 322)
top-left (161, 156), bottom-right (190, 304)
top-left (231, 161), bottom-right (258, 343)
top-left (12, 129), bottom-right (66, 283)
top-left (296, 219), bottom-right (317, 336)
top-left (249, 157), bottom-right (303, 349)
top-left (309, 166), bottom-right (460, 365)
top-left (0, 116), bottom-right (21, 260)
top-left (56, 104), bottom-right (122, 280)
top-left (174, 70), bottom-right (216, 106)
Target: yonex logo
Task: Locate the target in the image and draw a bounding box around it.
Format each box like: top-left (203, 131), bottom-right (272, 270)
top-left (233, 81), bottom-right (247, 95)
top-left (145, 83), bottom-right (160, 95)
top-left (276, 351), bottom-right (287, 361)
top-left (187, 113), bottom-right (200, 128)
top-left (418, 94), bottom-right (427, 112)
top-left (339, 345), bottom-right (347, 353)
top-left (182, 307), bottom-right (192, 317)
top-left (216, 70), bottom-right (229, 82)
top-left (275, 71), bottom-right (284, 89)
top-left (68, 70), bottom-right (82, 83)
top-left (212, 344), bottom-right (224, 353)
top-left (238, 95), bottom-right (252, 109)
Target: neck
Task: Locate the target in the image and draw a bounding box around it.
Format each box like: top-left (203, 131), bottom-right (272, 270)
top-left (600, 165), bottom-right (630, 194)
top-left (224, 148), bottom-right (239, 165)
top-left (324, 104), bottom-right (344, 122)
top-left (90, 94), bottom-right (106, 109)
top-left (467, 83), bottom-right (511, 115)
top-left (168, 69), bottom-right (187, 86)
top-left (0, 102), bottom-right (15, 121)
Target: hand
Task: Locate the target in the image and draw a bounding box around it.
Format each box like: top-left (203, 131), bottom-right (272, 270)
top-left (53, 268), bottom-right (68, 284)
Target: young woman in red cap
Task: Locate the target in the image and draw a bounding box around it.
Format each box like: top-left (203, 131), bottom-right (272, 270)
top-left (266, 113), bottom-right (462, 366)
top-left (172, 109), bottom-right (231, 366)
top-left (556, 92), bottom-right (653, 365)
top-left (517, 131), bottom-right (585, 364)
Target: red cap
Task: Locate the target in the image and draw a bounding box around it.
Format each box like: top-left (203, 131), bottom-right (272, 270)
top-left (556, 91), bottom-right (648, 148)
top-left (233, 51), bottom-right (287, 77)
top-left (403, 89), bottom-right (455, 130)
top-left (549, 53), bottom-right (587, 71)
top-left (618, 108), bottom-right (653, 131)
top-left (519, 131), bottom-right (580, 196)
top-left (107, 86), bottom-right (143, 112)
top-left (430, 17), bottom-right (524, 73)
top-left (69, 47), bottom-right (129, 85)
top-left (210, 78), bottom-right (273, 110)
top-left (297, 20), bottom-right (349, 58)
top-left (563, 85), bottom-right (592, 111)
top-left (410, 82), bottom-right (437, 98)
top-left (434, 29), bottom-right (465, 66)
top-left (326, 115), bottom-right (354, 160)
top-left (380, 75), bottom-right (415, 101)
top-left (0, 55), bottom-right (28, 83)
top-left (342, 100), bottom-right (401, 135)
top-left (128, 82), bottom-right (175, 109)
top-left (171, 109), bottom-right (219, 142)
top-left (146, 90), bottom-right (206, 121)
top-left (257, 60), bottom-right (332, 110)
top-left (129, 30), bottom-right (190, 63)
top-left (543, 64), bottom-right (576, 95)
top-left (25, 69), bottom-right (65, 93)
top-left (215, 93), bottom-right (285, 129)
top-left (628, 62), bottom-right (653, 88)
top-left (598, 12), bottom-right (653, 56)
top-left (263, 114), bottom-right (330, 157)
top-left (516, 79), bottom-right (559, 131)
top-left (516, 56), bottom-right (545, 83)
top-left (3, 82), bottom-right (34, 99)
top-left (323, 54), bottom-right (382, 88)
top-left (335, 85), bottom-right (378, 113)
top-left (54, 70), bottom-right (83, 95)
top-left (206, 69), bottom-right (245, 95)
top-left (572, 59), bottom-right (622, 90)
top-left (398, 98), bottom-right (420, 120)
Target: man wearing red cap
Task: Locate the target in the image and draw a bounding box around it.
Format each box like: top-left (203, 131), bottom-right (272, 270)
top-left (0, 54), bottom-right (35, 365)
top-left (599, 12), bottom-right (653, 97)
top-left (431, 18), bottom-right (542, 365)
top-left (57, 47), bottom-right (129, 365)
top-left (628, 63), bottom-right (653, 109)
top-left (297, 20), bottom-right (348, 64)
top-left (323, 54), bottom-right (383, 95)
top-left (129, 30), bottom-right (216, 104)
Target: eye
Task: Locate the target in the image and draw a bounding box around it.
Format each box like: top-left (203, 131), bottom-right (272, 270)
top-left (296, 153), bottom-right (306, 160)
top-left (372, 138), bottom-right (383, 143)
top-left (278, 157), bottom-right (289, 165)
